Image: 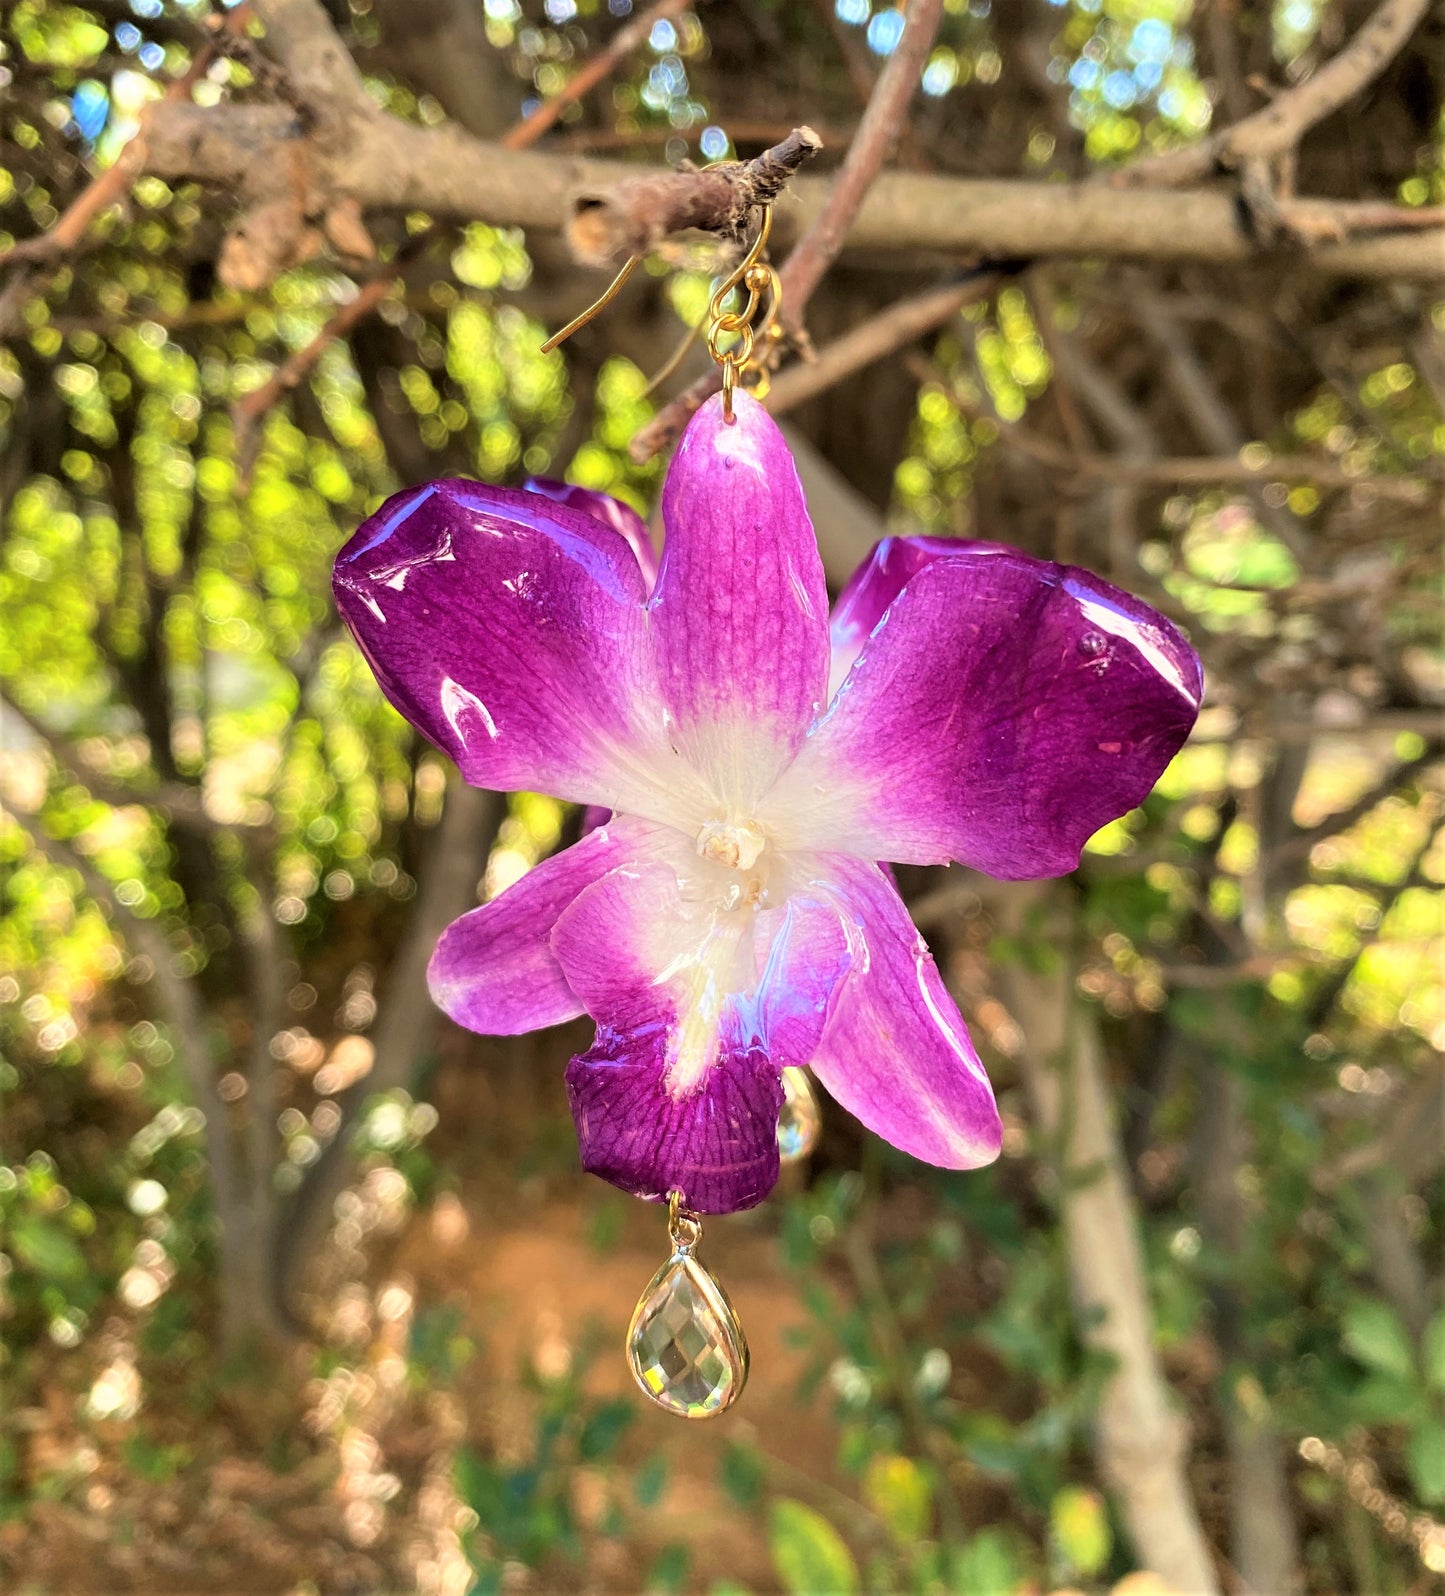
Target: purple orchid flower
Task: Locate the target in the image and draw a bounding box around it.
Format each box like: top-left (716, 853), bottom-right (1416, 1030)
top-left (333, 393), bottom-right (1202, 1215)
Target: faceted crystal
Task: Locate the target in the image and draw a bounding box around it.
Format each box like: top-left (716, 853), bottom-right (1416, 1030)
top-left (777, 1066), bottom-right (821, 1163)
top-left (626, 1249), bottom-right (749, 1418)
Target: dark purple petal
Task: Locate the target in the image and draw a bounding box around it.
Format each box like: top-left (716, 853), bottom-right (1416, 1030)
top-left (768, 543), bottom-right (1203, 876)
top-left (427, 816), bottom-right (670, 1035)
top-left (565, 1032), bottom-right (785, 1214)
top-left (802, 853), bottom-right (1001, 1168)
top-left (553, 858), bottom-right (850, 1212)
top-left (333, 479), bottom-right (698, 819)
top-left (649, 392), bottom-right (831, 800)
top-left (523, 477), bottom-right (658, 591)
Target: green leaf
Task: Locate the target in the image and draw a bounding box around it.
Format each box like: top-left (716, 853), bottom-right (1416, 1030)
top-left (648, 1543), bottom-right (690, 1594)
top-left (769, 1499), bottom-right (859, 1596)
top-left (948, 1529), bottom-right (1025, 1595)
top-left (10, 1216), bottom-right (86, 1282)
top-left (1343, 1299), bottom-right (1417, 1381)
top-left (634, 1453), bottom-right (668, 1509)
top-left (578, 1398), bottom-right (634, 1461)
top-left (1350, 1375), bottom-right (1420, 1425)
top-left (862, 1453), bottom-right (932, 1544)
top-left (1408, 1419), bottom-right (1445, 1504)
top-left (1424, 1312), bottom-right (1445, 1395)
top-left (719, 1441), bottom-right (764, 1509)
top-left (1050, 1485), bottom-right (1112, 1577)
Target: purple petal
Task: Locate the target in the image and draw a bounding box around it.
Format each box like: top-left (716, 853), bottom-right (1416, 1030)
top-left (769, 542), bottom-right (1202, 876)
top-left (553, 857), bottom-right (850, 1213)
top-left (579, 804), bottom-right (612, 837)
top-left (333, 480), bottom-right (694, 819)
top-left (649, 392), bottom-right (831, 800)
top-left (829, 534), bottom-right (1012, 695)
top-left (427, 816), bottom-right (669, 1035)
top-left (523, 477), bottom-right (658, 591)
top-left (803, 853), bottom-right (1001, 1168)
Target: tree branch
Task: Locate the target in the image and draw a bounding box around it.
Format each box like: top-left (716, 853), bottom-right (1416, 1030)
top-left (994, 886), bottom-right (1221, 1595)
top-left (563, 125), bottom-right (823, 265)
top-left (115, 94), bottom-right (1441, 283)
top-left (1120, 0), bottom-right (1432, 187)
top-left (230, 0), bottom-right (698, 471)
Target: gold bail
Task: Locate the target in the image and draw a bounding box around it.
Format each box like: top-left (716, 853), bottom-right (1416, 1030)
top-left (624, 1192), bottom-right (749, 1419)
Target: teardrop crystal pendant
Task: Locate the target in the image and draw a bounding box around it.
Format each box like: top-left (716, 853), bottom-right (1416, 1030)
top-left (626, 1194), bottom-right (749, 1419)
top-left (777, 1066), bottom-right (821, 1163)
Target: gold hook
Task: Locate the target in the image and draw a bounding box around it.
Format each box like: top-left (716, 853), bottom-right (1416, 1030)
top-left (540, 252), bottom-right (642, 354)
top-left (545, 206), bottom-right (780, 425)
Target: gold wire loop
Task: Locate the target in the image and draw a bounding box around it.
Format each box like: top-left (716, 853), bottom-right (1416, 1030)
top-left (667, 1189), bottom-right (703, 1252)
top-left (705, 205), bottom-right (777, 422)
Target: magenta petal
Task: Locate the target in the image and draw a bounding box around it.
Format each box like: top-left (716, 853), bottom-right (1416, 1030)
top-left (773, 542), bottom-right (1203, 876)
top-left (805, 853), bottom-right (1001, 1169)
top-left (649, 392), bottom-right (831, 797)
top-left (333, 480), bottom-right (681, 816)
top-left (523, 477), bottom-right (658, 591)
top-left (427, 817), bottom-right (669, 1035)
top-left (553, 860), bottom-right (850, 1212)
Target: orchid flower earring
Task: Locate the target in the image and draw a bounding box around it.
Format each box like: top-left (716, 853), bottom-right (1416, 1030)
top-left (332, 214), bottom-right (1202, 1418)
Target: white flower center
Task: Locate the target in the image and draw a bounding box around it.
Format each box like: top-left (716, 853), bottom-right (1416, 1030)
top-left (695, 817), bottom-right (766, 872)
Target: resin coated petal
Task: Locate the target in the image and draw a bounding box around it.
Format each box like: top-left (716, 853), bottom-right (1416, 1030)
top-left (523, 477), bottom-right (659, 591)
top-left (427, 816), bottom-right (671, 1036)
top-left (804, 853), bottom-right (1002, 1169)
top-left (769, 544), bottom-right (1203, 876)
top-left (649, 393), bottom-right (831, 803)
top-left (828, 534), bottom-right (1012, 696)
top-left (554, 858), bottom-right (850, 1213)
top-left (334, 480), bottom-right (701, 822)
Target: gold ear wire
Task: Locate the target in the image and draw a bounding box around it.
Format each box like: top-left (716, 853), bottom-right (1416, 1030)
top-left (640, 310), bottom-right (708, 399)
top-left (543, 205), bottom-right (780, 423)
top-left (540, 252), bottom-right (643, 354)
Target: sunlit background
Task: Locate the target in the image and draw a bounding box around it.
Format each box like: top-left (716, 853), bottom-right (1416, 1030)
top-left (2, 0), bottom-right (1442, 1592)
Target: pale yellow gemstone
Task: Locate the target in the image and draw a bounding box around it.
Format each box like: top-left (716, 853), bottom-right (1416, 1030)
top-left (626, 1250), bottom-right (749, 1418)
top-left (777, 1066), bottom-right (821, 1163)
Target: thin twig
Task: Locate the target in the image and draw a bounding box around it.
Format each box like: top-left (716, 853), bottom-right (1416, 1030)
top-left (1268, 744), bottom-right (1443, 869)
top-left (497, 0), bottom-right (692, 150)
top-left (779, 0), bottom-right (945, 329)
top-left (627, 270), bottom-right (1005, 462)
top-left (0, 6), bottom-right (251, 272)
top-left (952, 417), bottom-right (1437, 504)
top-left (766, 270), bottom-right (1006, 416)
